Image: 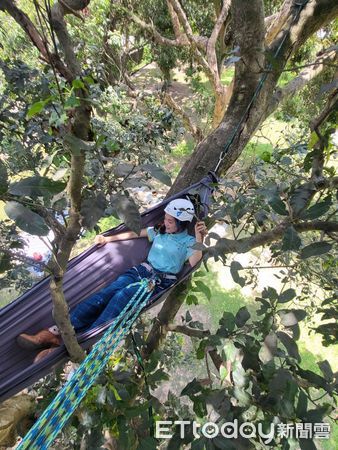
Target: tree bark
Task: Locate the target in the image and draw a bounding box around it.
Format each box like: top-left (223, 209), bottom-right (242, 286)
top-left (143, 0), bottom-right (338, 366)
top-left (168, 0), bottom-right (338, 194)
top-left (3, 0), bottom-right (92, 361)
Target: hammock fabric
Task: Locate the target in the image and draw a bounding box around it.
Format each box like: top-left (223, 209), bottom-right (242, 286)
top-left (0, 173), bottom-right (216, 402)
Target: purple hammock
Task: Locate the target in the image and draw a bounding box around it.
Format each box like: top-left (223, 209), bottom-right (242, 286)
top-left (0, 174), bottom-right (216, 402)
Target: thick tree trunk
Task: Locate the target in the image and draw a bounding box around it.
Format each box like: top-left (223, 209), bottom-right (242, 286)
top-left (145, 0), bottom-right (338, 361)
top-left (168, 0), bottom-right (338, 194)
top-left (212, 82), bottom-right (233, 128)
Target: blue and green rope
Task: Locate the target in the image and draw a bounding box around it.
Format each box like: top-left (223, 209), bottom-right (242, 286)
top-left (17, 279), bottom-right (153, 450)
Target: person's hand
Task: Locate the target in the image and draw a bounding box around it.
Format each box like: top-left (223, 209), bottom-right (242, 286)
top-left (94, 235), bottom-right (107, 246)
top-left (195, 221), bottom-right (207, 242)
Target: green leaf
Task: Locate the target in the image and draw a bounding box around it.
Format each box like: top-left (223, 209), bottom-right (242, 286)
top-left (194, 280), bottom-right (211, 300)
top-left (260, 151), bottom-right (271, 162)
top-left (317, 360), bottom-right (334, 382)
top-left (4, 201), bottom-right (49, 236)
top-left (290, 183), bottom-right (315, 216)
top-left (299, 438), bottom-right (317, 450)
top-left (196, 340), bottom-right (207, 359)
top-left (262, 286), bottom-right (278, 300)
top-left (80, 193), bottom-right (107, 230)
top-left (296, 390), bottom-right (308, 418)
top-left (259, 332), bottom-right (277, 363)
top-left (235, 306), bottom-right (250, 327)
top-left (110, 192), bottom-right (141, 234)
top-left (269, 195), bottom-right (288, 215)
top-left (26, 100), bottom-right (46, 118)
top-left (141, 163), bottom-right (172, 186)
top-left (277, 331), bottom-right (300, 361)
top-left (136, 437), bottom-right (158, 450)
top-left (0, 161), bottom-right (8, 194)
top-left (219, 364), bottom-right (228, 382)
top-left (147, 368), bottom-right (169, 387)
top-left (301, 196), bottom-right (332, 220)
top-left (192, 395), bottom-right (207, 417)
top-left (230, 260), bottom-right (245, 287)
top-left (278, 288), bottom-right (296, 303)
top-left (233, 385), bottom-right (250, 406)
top-left (186, 294), bottom-right (199, 305)
top-left (303, 404), bottom-right (332, 422)
top-left (9, 176), bottom-right (66, 198)
top-left (289, 323), bottom-right (300, 340)
top-left (308, 131), bottom-right (319, 149)
top-left (181, 378), bottom-right (203, 397)
top-left (222, 341), bottom-right (238, 363)
top-left (114, 163), bottom-right (135, 177)
top-left (219, 312), bottom-right (235, 332)
top-left (232, 361), bottom-right (246, 388)
top-left (109, 384), bottom-right (122, 401)
top-left (300, 242), bottom-right (332, 259)
top-left (212, 436), bottom-right (236, 449)
top-left (185, 310), bottom-right (193, 323)
top-left (278, 309), bottom-right (306, 327)
top-left (0, 253), bottom-right (12, 273)
top-left (83, 75), bottom-right (95, 85)
top-left (72, 78), bottom-right (85, 89)
top-left (281, 226), bottom-right (302, 251)
top-left (191, 438), bottom-right (207, 450)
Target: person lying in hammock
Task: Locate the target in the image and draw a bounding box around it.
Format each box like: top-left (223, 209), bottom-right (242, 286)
top-left (17, 198), bottom-right (208, 363)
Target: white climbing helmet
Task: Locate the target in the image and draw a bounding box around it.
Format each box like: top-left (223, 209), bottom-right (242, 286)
top-left (164, 198), bottom-right (195, 222)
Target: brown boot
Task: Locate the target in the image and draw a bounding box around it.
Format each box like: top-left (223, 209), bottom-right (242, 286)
top-left (34, 346), bottom-right (59, 364)
top-left (16, 329), bottom-right (61, 350)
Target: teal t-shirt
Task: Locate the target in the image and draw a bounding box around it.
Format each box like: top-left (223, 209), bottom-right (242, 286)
top-left (147, 227), bottom-right (196, 274)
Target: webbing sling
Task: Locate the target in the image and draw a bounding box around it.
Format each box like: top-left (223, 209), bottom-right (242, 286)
top-left (17, 279), bottom-right (153, 450)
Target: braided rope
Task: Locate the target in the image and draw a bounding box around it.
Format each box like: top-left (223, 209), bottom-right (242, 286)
top-left (17, 279), bottom-right (153, 450)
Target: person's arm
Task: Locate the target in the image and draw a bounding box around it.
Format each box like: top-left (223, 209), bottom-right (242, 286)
top-left (95, 228), bottom-right (148, 245)
top-left (188, 221), bottom-right (207, 267)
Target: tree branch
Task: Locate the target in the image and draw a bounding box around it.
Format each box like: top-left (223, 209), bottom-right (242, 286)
top-left (168, 0), bottom-right (212, 77)
top-left (311, 88), bottom-right (338, 179)
top-left (268, 46), bottom-right (338, 115)
top-left (123, 8), bottom-right (187, 47)
top-left (162, 92), bottom-right (203, 142)
top-left (206, 0), bottom-right (231, 91)
top-left (211, 220), bottom-right (338, 256)
top-left (265, 0), bottom-right (293, 46)
top-left (166, 0), bottom-right (189, 44)
top-left (166, 324), bottom-right (211, 338)
top-left (0, 0), bottom-right (73, 81)
top-left (50, 0), bottom-right (90, 76)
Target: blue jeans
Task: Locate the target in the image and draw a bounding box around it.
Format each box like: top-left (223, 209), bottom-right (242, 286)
top-left (70, 264), bottom-right (176, 332)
